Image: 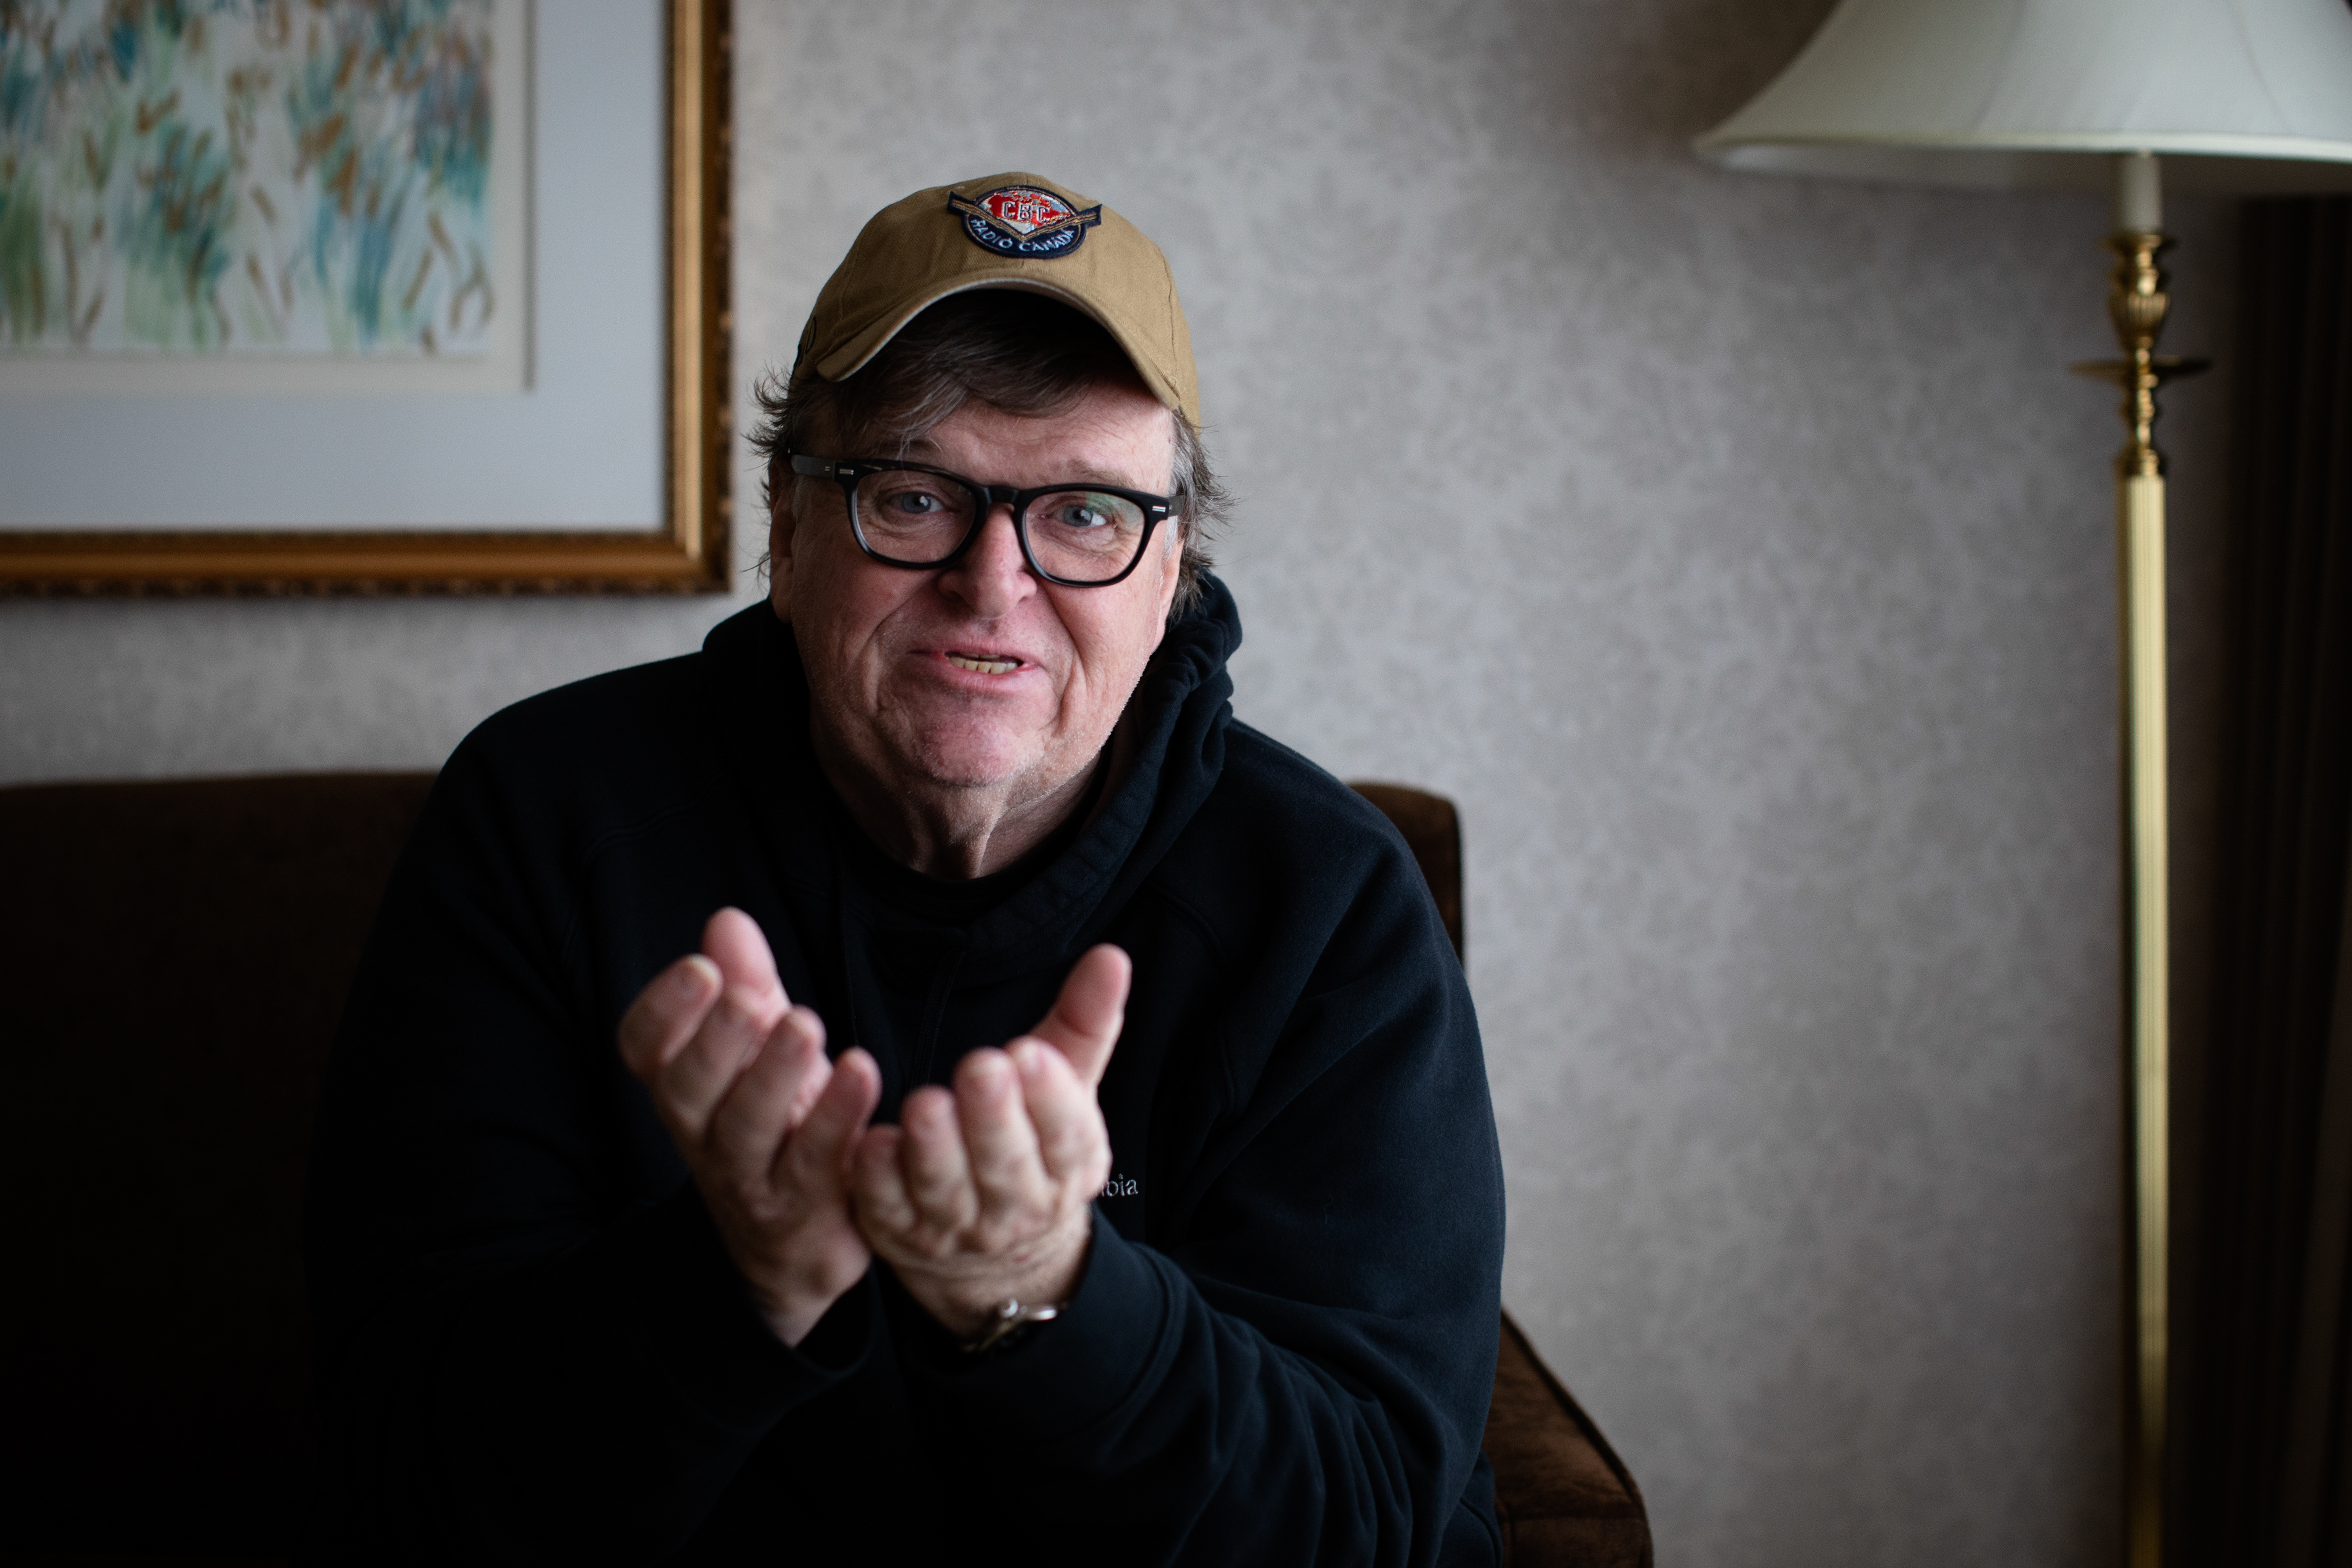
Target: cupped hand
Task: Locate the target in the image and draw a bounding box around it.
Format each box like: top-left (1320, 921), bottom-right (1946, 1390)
top-left (851, 944), bottom-right (1129, 1340)
top-left (618, 907), bottom-right (881, 1346)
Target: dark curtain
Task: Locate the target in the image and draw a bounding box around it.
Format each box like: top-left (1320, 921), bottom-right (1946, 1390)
top-left (2177, 196), bottom-right (2352, 1568)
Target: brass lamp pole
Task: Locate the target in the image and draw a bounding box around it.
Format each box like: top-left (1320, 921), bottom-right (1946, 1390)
top-left (2070, 152), bottom-right (2204, 1564)
top-left (1692, 3), bottom-right (2352, 1562)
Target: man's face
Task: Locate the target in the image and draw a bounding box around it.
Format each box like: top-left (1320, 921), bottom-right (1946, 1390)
top-left (771, 377), bottom-right (1184, 818)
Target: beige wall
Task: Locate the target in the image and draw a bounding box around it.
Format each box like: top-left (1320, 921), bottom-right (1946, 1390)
top-left (0, 2), bottom-right (2240, 1562)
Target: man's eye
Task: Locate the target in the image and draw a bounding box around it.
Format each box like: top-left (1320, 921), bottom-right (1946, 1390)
top-left (888, 490), bottom-right (943, 515)
top-left (1045, 496), bottom-right (1115, 529)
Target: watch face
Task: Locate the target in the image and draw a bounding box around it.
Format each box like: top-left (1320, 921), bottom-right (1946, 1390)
top-left (963, 1300), bottom-right (1062, 1356)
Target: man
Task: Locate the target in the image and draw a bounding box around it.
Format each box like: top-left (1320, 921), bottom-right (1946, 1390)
top-left (305, 173), bottom-right (1505, 1565)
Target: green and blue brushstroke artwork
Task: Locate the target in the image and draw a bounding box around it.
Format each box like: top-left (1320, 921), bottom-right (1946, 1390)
top-left (0, 0), bottom-right (495, 357)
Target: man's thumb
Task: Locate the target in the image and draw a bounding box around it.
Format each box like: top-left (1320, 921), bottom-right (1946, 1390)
top-left (1027, 944), bottom-right (1130, 1090)
top-left (702, 906), bottom-right (785, 1005)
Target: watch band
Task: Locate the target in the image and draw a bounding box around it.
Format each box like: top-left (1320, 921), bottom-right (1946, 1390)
top-left (961, 1297), bottom-right (1063, 1356)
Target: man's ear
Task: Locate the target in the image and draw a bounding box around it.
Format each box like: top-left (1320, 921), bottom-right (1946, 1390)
top-left (767, 480), bottom-right (797, 619)
top-left (1152, 413), bottom-right (1185, 633)
top-left (1153, 520), bottom-right (1185, 635)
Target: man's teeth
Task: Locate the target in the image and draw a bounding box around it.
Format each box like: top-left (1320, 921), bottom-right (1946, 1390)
top-left (946, 653), bottom-right (1020, 674)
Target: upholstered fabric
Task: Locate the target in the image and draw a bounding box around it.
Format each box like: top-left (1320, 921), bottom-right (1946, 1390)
top-left (0, 773), bottom-right (432, 1558)
top-left (1350, 780), bottom-right (1466, 961)
top-left (1484, 1315), bottom-right (1654, 1568)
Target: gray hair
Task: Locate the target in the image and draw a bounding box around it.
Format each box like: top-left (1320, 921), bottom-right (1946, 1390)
top-left (748, 291), bottom-right (1228, 613)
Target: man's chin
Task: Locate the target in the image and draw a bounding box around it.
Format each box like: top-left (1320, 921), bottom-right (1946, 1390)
top-left (892, 731), bottom-right (1049, 796)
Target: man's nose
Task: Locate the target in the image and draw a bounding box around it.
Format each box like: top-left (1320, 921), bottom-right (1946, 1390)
top-left (936, 503), bottom-right (1035, 616)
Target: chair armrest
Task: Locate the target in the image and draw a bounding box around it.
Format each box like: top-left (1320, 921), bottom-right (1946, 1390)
top-left (1483, 1312), bottom-right (1653, 1568)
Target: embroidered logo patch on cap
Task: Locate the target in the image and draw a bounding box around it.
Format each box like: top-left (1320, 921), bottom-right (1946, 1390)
top-left (947, 184), bottom-right (1103, 259)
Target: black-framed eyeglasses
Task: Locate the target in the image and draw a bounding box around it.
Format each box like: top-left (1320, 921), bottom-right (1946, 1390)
top-left (788, 453), bottom-right (1176, 588)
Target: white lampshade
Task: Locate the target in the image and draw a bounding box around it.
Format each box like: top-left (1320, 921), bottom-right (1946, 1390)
top-left (1695, 0), bottom-right (2352, 195)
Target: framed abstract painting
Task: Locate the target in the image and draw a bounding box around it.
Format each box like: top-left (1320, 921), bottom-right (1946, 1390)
top-left (0, 0), bottom-right (731, 593)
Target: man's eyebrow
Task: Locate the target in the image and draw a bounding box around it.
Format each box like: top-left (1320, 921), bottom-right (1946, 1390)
top-left (891, 440), bottom-right (1158, 490)
top-left (1040, 466), bottom-right (1155, 489)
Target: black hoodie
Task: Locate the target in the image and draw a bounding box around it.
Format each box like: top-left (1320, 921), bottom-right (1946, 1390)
top-left (304, 580), bottom-right (1506, 1564)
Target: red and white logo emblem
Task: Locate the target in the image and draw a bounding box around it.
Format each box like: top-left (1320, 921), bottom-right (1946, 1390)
top-left (948, 184), bottom-right (1102, 259)
top-left (979, 188), bottom-right (1073, 234)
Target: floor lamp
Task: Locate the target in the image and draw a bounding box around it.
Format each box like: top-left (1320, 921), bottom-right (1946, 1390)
top-left (1692, 2), bottom-right (2352, 1563)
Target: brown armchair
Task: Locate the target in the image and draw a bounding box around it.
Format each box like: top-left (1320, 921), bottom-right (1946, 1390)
top-left (0, 773), bottom-right (1648, 1565)
top-left (1349, 783), bottom-right (1653, 1568)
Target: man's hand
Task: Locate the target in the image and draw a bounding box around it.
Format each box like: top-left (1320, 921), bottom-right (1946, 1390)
top-left (618, 908), bottom-right (880, 1347)
top-left (851, 944), bottom-right (1129, 1340)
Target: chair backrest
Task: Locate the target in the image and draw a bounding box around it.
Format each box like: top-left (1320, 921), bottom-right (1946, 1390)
top-left (1348, 781), bottom-right (1465, 960)
top-left (0, 772), bottom-right (436, 1556)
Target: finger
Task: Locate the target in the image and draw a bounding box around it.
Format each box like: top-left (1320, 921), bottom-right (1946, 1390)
top-left (654, 983), bottom-right (773, 1141)
top-left (779, 1047), bottom-right (880, 1195)
top-left (852, 1124), bottom-right (919, 1239)
top-left (1011, 1038), bottom-right (1111, 1191)
top-left (898, 1085), bottom-right (979, 1235)
top-left (777, 1008), bottom-right (834, 1130)
top-left (1024, 944), bottom-right (1130, 1089)
top-left (703, 907), bottom-right (787, 1015)
top-left (617, 954), bottom-right (721, 1079)
top-left (954, 1047), bottom-right (1052, 1217)
top-left (707, 1007), bottom-right (829, 1173)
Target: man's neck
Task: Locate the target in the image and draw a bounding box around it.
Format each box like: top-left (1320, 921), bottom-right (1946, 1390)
top-left (808, 722), bottom-right (1104, 879)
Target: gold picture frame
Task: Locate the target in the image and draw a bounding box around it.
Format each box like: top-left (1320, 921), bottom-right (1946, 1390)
top-left (0, 0), bottom-right (732, 596)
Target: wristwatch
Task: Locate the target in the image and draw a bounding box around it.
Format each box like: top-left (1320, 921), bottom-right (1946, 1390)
top-left (961, 1297), bottom-right (1063, 1356)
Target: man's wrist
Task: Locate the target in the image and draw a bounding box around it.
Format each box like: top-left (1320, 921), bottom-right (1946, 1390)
top-left (911, 1278), bottom-right (1035, 1341)
top-left (960, 1297), bottom-right (1063, 1355)
top-left (754, 1264), bottom-right (863, 1348)
top-left (903, 1220), bottom-right (1094, 1340)
top-left (761, 1299), bottom-right (828, 1348)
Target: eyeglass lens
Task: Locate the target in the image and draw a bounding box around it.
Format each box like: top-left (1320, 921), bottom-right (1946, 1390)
top-left (852, 471), bottom-right (1148, 583)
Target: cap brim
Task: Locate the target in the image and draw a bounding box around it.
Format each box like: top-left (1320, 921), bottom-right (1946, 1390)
top-left (812, 276), bottom-right (1190, 420)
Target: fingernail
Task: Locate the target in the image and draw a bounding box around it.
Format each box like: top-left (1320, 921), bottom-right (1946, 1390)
top-left (676, 956), bottom-right (719, 998)
top-left (1013, 1040), bottom-right (1049, 1078)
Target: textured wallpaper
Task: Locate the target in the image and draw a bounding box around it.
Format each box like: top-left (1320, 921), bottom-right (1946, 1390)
top-left (0, 2), bottom-right (2241, 1562)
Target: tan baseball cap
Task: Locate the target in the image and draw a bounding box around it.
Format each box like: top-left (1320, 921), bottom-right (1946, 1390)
top-left (794, 172), bottom-right (1200, 427)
